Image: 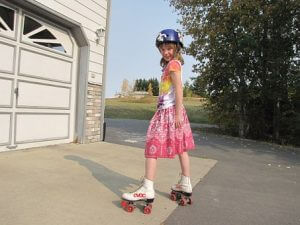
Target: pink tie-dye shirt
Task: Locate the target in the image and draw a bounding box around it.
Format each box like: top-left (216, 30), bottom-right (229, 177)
top-left (157, 60), bottom-right (182, 109)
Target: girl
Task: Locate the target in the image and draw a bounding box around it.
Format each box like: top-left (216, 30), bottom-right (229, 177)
top-left (121, 29), bottom-right (195, 213)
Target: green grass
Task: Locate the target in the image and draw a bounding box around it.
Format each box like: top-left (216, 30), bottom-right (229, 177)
top-left (104, 96), bottom-right (210, 124)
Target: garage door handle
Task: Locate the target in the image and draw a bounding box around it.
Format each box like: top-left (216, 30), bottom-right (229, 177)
top-left (14, 87), bottom-right (19, 97)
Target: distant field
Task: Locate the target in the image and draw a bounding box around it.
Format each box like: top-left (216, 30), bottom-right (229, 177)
top-left (104, 96), bottom-right (210, 124)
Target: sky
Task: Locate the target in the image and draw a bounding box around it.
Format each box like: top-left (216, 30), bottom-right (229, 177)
top-left (105, 0), bottom-right (197, 98)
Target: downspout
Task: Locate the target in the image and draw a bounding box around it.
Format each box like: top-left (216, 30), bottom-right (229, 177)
top-left (100, 0), bottom-right (112, 141)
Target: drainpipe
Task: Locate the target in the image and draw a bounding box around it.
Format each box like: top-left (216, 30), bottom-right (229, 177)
top-left (100, 0), bottom-right (112, 141)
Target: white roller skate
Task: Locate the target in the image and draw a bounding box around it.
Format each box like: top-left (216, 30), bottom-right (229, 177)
top-left (170, 174), bottom-right (193, 206)
top-left (121, 178), bottom-right (155, 214)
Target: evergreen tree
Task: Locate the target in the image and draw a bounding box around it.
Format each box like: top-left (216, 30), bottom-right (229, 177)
top-left (148, 77), bottom-right (159, 96)
top-left (147, 83), bottom-right (153, 96)
top-left (168, 0), bottom-right (300, 145)
top-left (133, 79), bottom-right (141, 91)
top-left (141, 79), bottom-right (148, 91)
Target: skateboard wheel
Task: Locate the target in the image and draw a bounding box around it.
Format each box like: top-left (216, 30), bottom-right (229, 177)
top-left (170, 193), bottom-right (177, 201)
top-left (179, 198), bottom-right (187, 206)
top-left (121, 200), bottom-right (128, 208)
top-left (126, 204), bottom-right (135, 213)
top-left (144, 205), bottom-right (152, 214)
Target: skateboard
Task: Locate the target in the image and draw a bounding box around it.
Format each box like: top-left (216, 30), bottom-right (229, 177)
top-left (170, 190), bottom-right (192, 206)
top-left (121, 198), bottom-right (154, 214)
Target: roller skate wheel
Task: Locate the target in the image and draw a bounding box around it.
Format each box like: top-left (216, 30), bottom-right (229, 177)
top-left (143, 205), bottom-right (152, 214)
top-left (121, 200), bottom-right (128, 208)
top-left (170, 193), bottom-right (177, 201)
top-left (179, 198), bottom-right (187, 206)
top-left (126, 204), bottom-right (135, 213)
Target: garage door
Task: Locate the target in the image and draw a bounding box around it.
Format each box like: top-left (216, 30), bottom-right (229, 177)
top-left (0, 3), bottom-right (78, 151)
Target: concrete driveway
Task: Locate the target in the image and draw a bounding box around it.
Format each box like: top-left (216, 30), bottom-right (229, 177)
top-left (0, 142), bottom-right (216, 225)
top-left (104, 118), bottom-right (300, 225)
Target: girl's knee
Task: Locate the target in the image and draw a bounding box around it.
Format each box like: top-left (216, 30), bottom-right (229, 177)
top-left (178, 151), bottom-right (188, 158)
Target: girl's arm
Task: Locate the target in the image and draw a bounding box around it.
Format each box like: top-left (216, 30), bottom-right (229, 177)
top-left (170, 71), bottom-right (183, 128)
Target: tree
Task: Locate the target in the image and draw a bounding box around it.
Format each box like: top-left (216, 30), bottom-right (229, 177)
top-left (190, 76), bottom-right (207, 97)
top-left (167, 0), bottom-right (300, 145)
top-left (147, 82), bottom-right (153, 96)
top-left (133, 79), bottom-right (142, 91)
top-left (183, 81), bottom-right (193, 97)
top-left (148, 77), bottom-right (159, 96)
top-left (120, 79), bottom-right (132, 96)
top-left (141, 79), bottom-right (148, 91)
top-left (133, 77), bottom-right (159, 96)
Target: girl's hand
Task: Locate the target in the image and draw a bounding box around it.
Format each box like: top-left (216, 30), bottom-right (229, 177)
top-left (175, 113), bottom-right (183, 129)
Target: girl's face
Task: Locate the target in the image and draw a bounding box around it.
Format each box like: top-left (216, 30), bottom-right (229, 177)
top-left (159, 43), bottom-right (176, 62)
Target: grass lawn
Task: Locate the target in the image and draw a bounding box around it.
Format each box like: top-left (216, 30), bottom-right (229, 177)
top-left (104, 96), bottom-right (211, 124)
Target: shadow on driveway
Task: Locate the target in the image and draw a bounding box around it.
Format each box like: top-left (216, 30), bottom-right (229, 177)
top-left (64, 155), bottom-right (169, 210)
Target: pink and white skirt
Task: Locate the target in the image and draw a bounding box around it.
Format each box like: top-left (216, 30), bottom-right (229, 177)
top-left (145, 105), bottom-right (195, 158)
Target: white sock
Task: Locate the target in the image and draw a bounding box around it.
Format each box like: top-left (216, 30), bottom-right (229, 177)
top-left (143, 178), bottom-right (154, 190)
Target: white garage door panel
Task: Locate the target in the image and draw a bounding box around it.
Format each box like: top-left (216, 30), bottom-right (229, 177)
top-left (0, 78), bottom-right (13, 106)
top-left (17, 81), bottom-right (70, 108)
top-left (0, 114), bottom-right (11, 145)
top-left (0, 5), bottom-right (78, 151)
top-left (16, 114), bottom-right (69, 143)
top-left (0, 43), bottom-right (15, 73)
top-left (19, 50), bottom-right (72, 83)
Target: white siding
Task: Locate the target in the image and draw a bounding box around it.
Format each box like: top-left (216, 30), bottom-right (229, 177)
top-left (75, 0), bottom-right (107, 15)
top-left (32, 0), bottom-right (108, 85)
top-left (90, 51), bottom-right (104, 64)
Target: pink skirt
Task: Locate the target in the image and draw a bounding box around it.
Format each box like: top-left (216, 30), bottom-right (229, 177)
top-left (145, 105), bottom-right (195, 158)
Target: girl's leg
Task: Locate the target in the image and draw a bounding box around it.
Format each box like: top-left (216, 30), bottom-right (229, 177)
top-left (122, 158), bottom-right (156, 202)
top-left (145, 158), bottom-right (157, 181)
top-left (170, 151), bottom-right (192, 195)
top-left (178, 152), bottom-right (190, 177)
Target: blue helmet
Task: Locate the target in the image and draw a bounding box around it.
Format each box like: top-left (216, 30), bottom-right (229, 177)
top-left (155, 29), bottom-right (183, 48)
